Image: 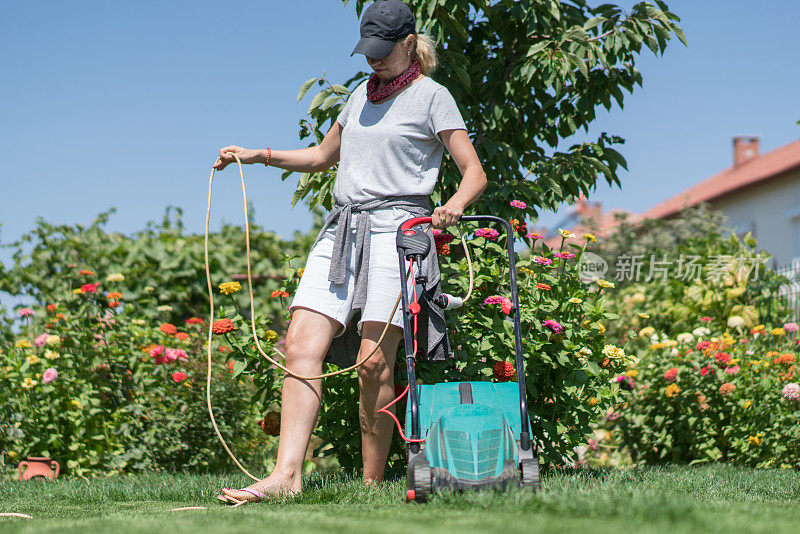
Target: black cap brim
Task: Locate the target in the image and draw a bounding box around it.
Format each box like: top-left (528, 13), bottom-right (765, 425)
top-left (351, 37), bottom-right (396, 60)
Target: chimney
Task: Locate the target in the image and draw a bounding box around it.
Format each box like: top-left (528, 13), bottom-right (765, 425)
top-left (733, 135), bottom-right (760, 166)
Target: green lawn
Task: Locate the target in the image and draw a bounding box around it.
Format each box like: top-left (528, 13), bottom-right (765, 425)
top-left (1, 466), bottom-right (799, 533)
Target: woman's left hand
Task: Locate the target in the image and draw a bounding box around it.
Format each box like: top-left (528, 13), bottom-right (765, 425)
top-left (432, 201), bottom-right (464, 230)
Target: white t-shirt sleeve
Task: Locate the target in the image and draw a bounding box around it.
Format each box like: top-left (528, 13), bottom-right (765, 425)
top-left (337, 82), bottom-right (365, 127)
top-left (336, 94), bottom-right (353, 127)
top-left (428, 87), bottom-right (467, 141)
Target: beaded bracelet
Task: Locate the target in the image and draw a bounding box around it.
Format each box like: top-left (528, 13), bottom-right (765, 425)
top-left (264, 147), bottom-right (272, 167)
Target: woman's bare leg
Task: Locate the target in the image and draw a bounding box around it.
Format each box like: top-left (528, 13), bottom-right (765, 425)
top-left (223, 307), bottom-right (339, 500)
top-left (357, 321), bottom-right (404, 484)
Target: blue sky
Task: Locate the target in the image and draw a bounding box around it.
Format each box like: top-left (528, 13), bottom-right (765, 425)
top-left (2, 0), bottom-right (799, 285)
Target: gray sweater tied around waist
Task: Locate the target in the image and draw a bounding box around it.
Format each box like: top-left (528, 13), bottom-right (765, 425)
top-left (309, 195), bottom-right (451, 368)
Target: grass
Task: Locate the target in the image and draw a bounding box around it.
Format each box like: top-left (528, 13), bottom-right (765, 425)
top-left (1, 466), bottom-right (799, 533)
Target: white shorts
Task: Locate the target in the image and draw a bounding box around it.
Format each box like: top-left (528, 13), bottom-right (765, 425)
top-left (288, 211), bottom-right (419, 337)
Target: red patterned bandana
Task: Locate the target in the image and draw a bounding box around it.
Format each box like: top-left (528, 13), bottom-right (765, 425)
top-left (366, 60), bottom-right (421, 103)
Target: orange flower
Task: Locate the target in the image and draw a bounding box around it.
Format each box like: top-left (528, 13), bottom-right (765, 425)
top-left (212, 319), bottom-right (236, 335)
top-left (107, 292), bottom-right (123, 300)
top-left (108, 301), bottom-right (121, 308)
top-left (270, 290), bottom-right (290, 298)
top-left (175, 332), bottom-right (190, 341)
top-left (79, 269), bottom-right (95, 276)
top-left (160, 323), bottom-right (178, 335)
top-left (185, 317), bottom-right (204, 325)
top-left (492, 361), bottom-right (516, 381)
top-left (141, 343), bottom-right (159, 354)
top-left (46, 304), bottom-right (58, 312)
top-left (536, 283), bottom-right (552, 291)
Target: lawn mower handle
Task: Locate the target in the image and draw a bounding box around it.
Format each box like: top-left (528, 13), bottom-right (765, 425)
top-left (397, 215), bottom-right (532, 452)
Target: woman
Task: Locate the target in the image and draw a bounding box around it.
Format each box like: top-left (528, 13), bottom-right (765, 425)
top-left (215, 0), bottom-right (486, 503)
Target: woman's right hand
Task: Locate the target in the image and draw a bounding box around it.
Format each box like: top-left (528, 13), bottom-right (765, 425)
top-left (214, 145), bottom-right (258, 170)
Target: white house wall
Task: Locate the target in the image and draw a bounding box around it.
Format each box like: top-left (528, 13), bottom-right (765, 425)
top-left (709, 167), bottom-right (800, 268)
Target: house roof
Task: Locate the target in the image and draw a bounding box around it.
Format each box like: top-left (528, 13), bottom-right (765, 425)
top-left (642, 138), bottom-right (800, 219)
top-left (530, 196), bottom-right (638, 250)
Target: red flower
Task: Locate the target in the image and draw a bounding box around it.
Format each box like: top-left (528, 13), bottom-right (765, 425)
top-left (108, 300), bottom-right (121, 308)
top-left (536, 283), bottom-right (552, 291)
top-left (664, 368), bottom-right (678, 381)
top-left (46, 304), bottom-right (57, 312)
top-left (700, 316), bottom-right (712, 322)
top-left (212, 319), bottom-right (236, 335)
top-left (433, 230), bottom-right (454, 246)
top-left (79, 270), bottom-right (95, 276)
top-left (696, 340), bottom-right (711, 351)
top-left (219, 345), bottom-right (231, 354)
top-left (699, 365), bottom-right (713, 376)
top-left (171, 371), bottom-right (188, 383)
top-left (160, 323), bottom-right (178, 335)
top-left (714, 352), bottom-right (731, 365)
top-left (501, 297), bottom-right (513, 315)
top-left (508, 218), bottom-right (527, 237)
top-left (436, 243), bottom-right (451, 255)
top-left (185, 317), bottom-right (204, 325)
top-left (80, 283), bottom-right (98, 293)
top-left (493, 361), bottom-right (516, 381)
top-left (227, 360), bottom-right (235, 371)
top-left (175, 332), bottom-right (190, 341)
top-left (270, 290), bottom-right (290, 298)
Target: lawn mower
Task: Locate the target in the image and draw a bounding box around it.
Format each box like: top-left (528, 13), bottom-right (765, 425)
top-left (396, 215), bottom-right (540, 502)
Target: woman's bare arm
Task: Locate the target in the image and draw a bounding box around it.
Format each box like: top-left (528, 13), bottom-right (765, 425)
top-left (432, 129), bottom-right (487, 229)
top-left (214, 122), bottom-right (343, 173)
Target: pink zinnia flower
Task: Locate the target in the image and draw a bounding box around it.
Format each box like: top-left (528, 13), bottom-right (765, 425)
top-left (475, 228), bottom-right (500, 241)
top-left (533, 256), bottom-right (552, 266)
top-left (606, 410), bottom-right (620, 421)
top-left (18, 308), bottom-right (35, 317)
top-left (509, 200), bottom-right (527, 209)
top-left (700, 316), bottom-right (712, 322)
top-left (725, 365), bottom-right (740, 374)
top-left (43, 367), bottom-right (58, 384)
top-left (664, 368), bottom-right (678, 381)
top-left (150, 345), bottom-right (167, 365)
top-left (483, 295), bottom-right (504, 305)
top-left (171, 371), bottom-right (188, 383)
top-left (80, 283), bottom-right (98, 293)
top-left (699, 365), bottom-right (713, 376)
top-left (165, 348), bottom-right (188, 362)
top-left (553, 252), bottom-right (575, 259)
top-left (543, 319), bottom-right (563, 334)
top-left (782, 383), bottom-right (800, 401)
top-left (501, 297), bottom-right (513, 315)
top-left (588, 438), bottom-right (599, 451)
top-left (783, 322), bottom-right (799, 333)
top-left (34, 333), bottom-right (49, 347)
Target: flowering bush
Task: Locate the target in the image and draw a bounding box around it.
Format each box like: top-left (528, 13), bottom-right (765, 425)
top-left (0, 267), bottom-right (272, 476)
top-left (612, 320), bottom-right (800, 468)
top-left (225, 216), bottom-right (630, 470)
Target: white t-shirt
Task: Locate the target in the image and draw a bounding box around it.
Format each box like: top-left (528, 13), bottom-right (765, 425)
top-left (333, 76), bottom-right (467, 231)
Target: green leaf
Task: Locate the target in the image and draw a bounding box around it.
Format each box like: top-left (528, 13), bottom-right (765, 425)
top-left (307, 89), bottom-right (331, 113)
top-left (297, 78), bottom-right (317, 102)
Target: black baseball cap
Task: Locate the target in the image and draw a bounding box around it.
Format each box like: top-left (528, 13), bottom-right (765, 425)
top-left (351, 0), bottom-right (416, 60)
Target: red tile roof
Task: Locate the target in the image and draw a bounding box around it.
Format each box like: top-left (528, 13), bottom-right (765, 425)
top-left (530, 196), bottom-right (639, 250)
top-left (642, 138), bottom-right (800, 219)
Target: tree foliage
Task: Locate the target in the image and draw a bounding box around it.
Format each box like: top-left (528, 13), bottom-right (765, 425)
top-left (289, 0), bottom-right (685, 223)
